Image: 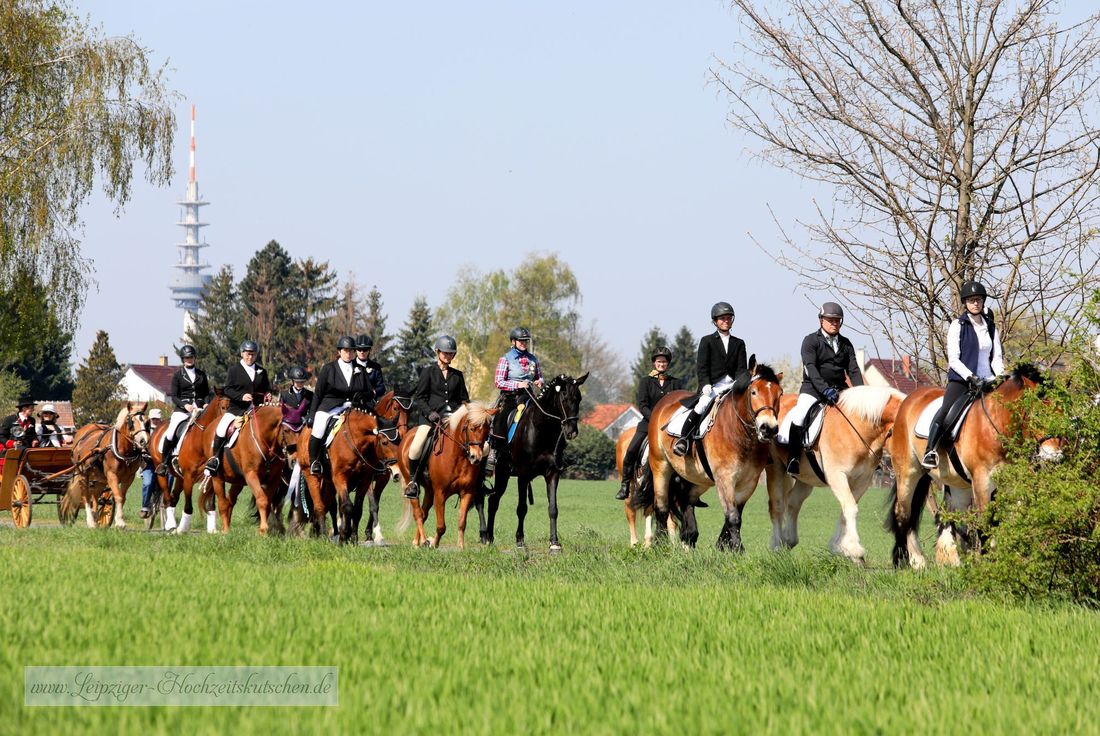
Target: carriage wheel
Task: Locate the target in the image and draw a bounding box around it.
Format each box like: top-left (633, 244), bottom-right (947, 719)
top-left (10, 475), bottom-right (32, 528)
top-left (95, 492), bottom-right (115, 528)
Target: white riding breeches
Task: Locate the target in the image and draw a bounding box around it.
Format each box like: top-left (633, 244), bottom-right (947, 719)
top-left (408, 424), bottom-right (432, 461)
top-left (311, 410), bottom-right (334, 439)
top-left (215, 412), bottom-right (238, 437)
top-left (694, 374), bottom-right (736, 415)
top-left (789, 393), bottom-right (818, 428)
top-left (166, 410), bottom-right (191, 442)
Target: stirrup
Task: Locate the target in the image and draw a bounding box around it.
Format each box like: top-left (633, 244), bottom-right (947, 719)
top-left (155, 461), bottom-right (170, 477)
top-left (403, 482), bottom-right (420, 500)
top-left (921, 450), bottom-right (938, 469)
top-left (310, 460), bottom-right (323, 476)
top-left (615, 479), bottom-right (631, 501)
top-left (204, 457), bottom-right (220, 476)
top-left (672, 437), bottom-right (689, 457)
top-left (785, 458), bottom-right (800, 476)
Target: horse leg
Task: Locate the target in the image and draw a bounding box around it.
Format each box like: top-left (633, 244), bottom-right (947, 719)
top-left (934, 485), bottom-right (974, 566)
top-left (547, 473), bottom-right (562, 552)
top-left (825, 472), bottom-right (866, 563)
top-left (245, 470), bottom-right (270, 536)
top-left (643, 506), bottom-right (656, 548)
top-left (782, 480), bottom-right (813, 549)
top-left (335, 477), bottom-right (356, 545)
top-left (483, 468), bottom-right (508, 545)
top-left (888, 465), bottom-right (932, 570)
top-left (681, 503), bottom-right (699, 549)
top-left (457, 492), bottom-right (474, 551)
top-left (626, 498), bottom-right (638, 547)
top-left (107, 470), bottom-right (126, 528)
top-left (651, 461), bottom-right (675, 545)
top-left (515, 476), bottom-right (530, 549)
top-left (368, 475), bottom-right (385, 544)
top-left (420, 493), bottom-right (435, 548)
top-left (432, 488), bottom-right (447, 549)
top-left (764, 463), bottom-right (789, 550)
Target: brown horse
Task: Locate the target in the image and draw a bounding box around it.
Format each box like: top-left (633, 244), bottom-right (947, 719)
top-left (647, 357), bottom-right (782, 549)
top-left (763, 385), bottom-right (905, 562)
top-left (299, 406), bottom-right (400, 543)
top-left (154, 392), bottom-right (229, 534)
top-left (886, 364), bottom-right (1064, 569)
top-left (395, 402), bottom-right (496, 549)
top-left (202, 402), bottom-right (287, 535)
top-left (352, 390), bottom-right (412, 544)
top-left (65, 402), bottom-right (151, 528)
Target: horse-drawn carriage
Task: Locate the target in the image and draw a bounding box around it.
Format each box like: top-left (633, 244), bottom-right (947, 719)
top-left (0, 445), bottom-right (115, 528)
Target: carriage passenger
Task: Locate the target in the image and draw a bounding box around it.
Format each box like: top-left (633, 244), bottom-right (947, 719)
top-left (617, 347), bottom-right (682, 499)
top-left (36, 404), bottom-right (64, 447)
top-left (921, 280), bottom-right (1004, 468)
top-left (404, 335), bottom-right (470, 499)
top-left (672, 302), bottom-right (750, 457)
top-left (157, 344), bottom-right (210, 476)
top-left (0, 396), bottom-right (37, 448)
top-left (204, 340), bottom-right (272, 476)
top-left (354, 334), bottom-right (387, 403)
top-left (785, 302), bottom-right (864, 475)
top-left (306, 337), bottom-right (367, 475)
top-left (485, 327), bottom-right (543, 474)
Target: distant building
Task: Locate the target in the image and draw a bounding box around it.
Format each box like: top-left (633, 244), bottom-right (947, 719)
top-left (856, 349), bottom-right (935, 393)
top-left (121, 357), bottom-right (175, 403)
top-left (582, 403), bottom-right (642, 440)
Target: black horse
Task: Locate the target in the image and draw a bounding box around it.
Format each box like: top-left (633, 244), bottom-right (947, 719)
top-left (478, 372), bottom-right (588, 551)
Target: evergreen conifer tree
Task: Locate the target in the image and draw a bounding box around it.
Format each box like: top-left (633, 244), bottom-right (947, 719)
top-left (71, 330), bottom-right (125, 424)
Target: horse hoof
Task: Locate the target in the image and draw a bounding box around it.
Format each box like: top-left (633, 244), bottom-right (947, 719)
top-left (549, 543), bottom-right (562, 554)
top-left (515, 540), bottom-right (526, 550)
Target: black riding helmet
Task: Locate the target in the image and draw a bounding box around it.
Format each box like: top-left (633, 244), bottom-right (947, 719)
top-left (355, 334), bottom-right (373, 350)
top-left (179, 344), bottom-right (197, 359)
top-left (819, 302), bottom-right (844, 320)
top-left (288, 366), bottom-right (308, 381)
top-left (652, 346), bottom-right (672, 362)
top-left (239, 339), bottom-right (259, 353)
top-left (711, 301), bottom-right (735, 321)
top-left (336, 335), bottom-right (356, 350)
top-left (435, 335), bottom-right (458, 353)
top-left (510, 327), bottom-right (532, 342)
top-left (960, 280), bottom-right (988, 300)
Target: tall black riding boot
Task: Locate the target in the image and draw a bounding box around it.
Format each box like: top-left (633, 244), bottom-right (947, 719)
top-left (156, 435), bottom-right (178, 476)
top-left (785, 423), bottom-right (804, 476)
top-left (204, 435), bottom-right (227, 476)
top-left (616, 467), bottom-right (633, 501)
top-left (672, 411), bottom-right (703, 457)
top-left (921, 419), bottom-right (944, 469)
top-left (308, 435), bottom-right (325, 475)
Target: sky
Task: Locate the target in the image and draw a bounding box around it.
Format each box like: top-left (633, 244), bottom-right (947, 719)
top-left (73, 0), bottom-right (836, 369)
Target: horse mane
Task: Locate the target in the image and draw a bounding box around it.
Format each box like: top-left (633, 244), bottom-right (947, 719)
top-left (752, 363), bottom-right (780, 386)
top-left (450, 401), bottom-right (492, 430)
top-left (1007, 362), bottom-right (1044, 387)
top-left (113, 406), bottom-right (129, 429)
top-left (837, 385), bottom-right (906, 424)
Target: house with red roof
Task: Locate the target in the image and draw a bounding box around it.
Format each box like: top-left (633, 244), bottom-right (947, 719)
top-left (121, 357), bottom-right (175, 403)
top-left (581, 403), bottom-right (642, 440)
top-left (856, 350), bottom-right (936, 394)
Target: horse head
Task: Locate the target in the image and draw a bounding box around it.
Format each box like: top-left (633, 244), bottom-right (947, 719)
top-left (373, 415), bottom-right (401, 468)
top-left (452, 401), bottom-right (497, 464)
top-left (996, 363), bottom-right (1065, 463)
top-left (744, 355), bottom-right (782, 442)
top-left (374, 389), bottom-right (412, 435)
top-left (121, 401), bottom-right (151, 451)
top-left (538, 372), bottom-right (588, 441)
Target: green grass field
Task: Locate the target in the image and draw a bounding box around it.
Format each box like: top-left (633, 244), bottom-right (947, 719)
top-left (2, 479), bottom-right (1098, 734)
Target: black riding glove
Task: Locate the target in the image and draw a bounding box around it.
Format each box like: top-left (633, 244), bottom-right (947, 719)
top-left (428, 411), bottom-right (441, 423)
top-left (966, 375), bottom-right (983, 391)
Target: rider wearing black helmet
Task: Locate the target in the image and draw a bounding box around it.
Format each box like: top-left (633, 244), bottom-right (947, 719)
top-left (157, 345), bottom-right (211, 475)
top-left (921, 280), bottom-right (1004, 469)
top-left (784, 302), bottom-right (864, 475)
top-left (672, 302), bottom-right (750, 457)
top-left (617, 346), bottom-right (682, 500)
top-left (354, 333), bottom-right (388, 402)
top-left (485, 326), bottom-right (544, 475)
top-left (205, 339), bottom-right (272, 476)
top-left (404, 335), bottom-right (470, 499)
top-left (305, 336), bottom-right (367, 475)
top-left (280, 365), bottom-right (313, 431)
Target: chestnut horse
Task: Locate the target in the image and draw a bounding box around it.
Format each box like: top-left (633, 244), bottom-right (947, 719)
top-left (886, 364), bottom-right (1064, 569)
top-left (763, 385), bottom-right (905, 562)
top-left (299, 406), bottom-right (400, 543)
top-left (65, 402), bottom-right (151, 528)
top-left (352, 390), bottom-right (412, 545)
top-left (395, 401), bottom-right (496, 549)
top-left (202, 402), bottom-right (287, 535)
top-left (648, 357), bottom-right (782, 550)
top-left (154, 392), bottom-right (229, 534)
top-left (480, 373), bottom-right (588, 552)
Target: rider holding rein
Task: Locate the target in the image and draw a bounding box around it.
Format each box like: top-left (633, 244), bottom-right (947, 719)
top-left (672, 302), bottom-right (749, 457)
top-left (205, 340), bottom-right (271, 476)
top-left (921, 280), bottom-right (1004, 469)
top-left (486, 327), bottom-right (544, 474)
top-left (406, 335), bottom-right (470, 499)
top-left (354, 334), bottom-right (388, 405)
top-left (617, 346), bottom-right (681, 499)
top-left (157, 344), bottom-right (210, 475)
top-left (306, 336), bottom-right (366, 475)
top-left (785, 302), bottom-right (864, 475)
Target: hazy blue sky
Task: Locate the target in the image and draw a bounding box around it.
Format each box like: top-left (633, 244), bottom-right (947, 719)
top-left (74, 0), bottom-right (841, 370)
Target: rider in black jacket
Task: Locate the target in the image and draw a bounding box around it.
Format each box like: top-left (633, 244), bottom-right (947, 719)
top-left (617, 347), bottom-right (682, 499)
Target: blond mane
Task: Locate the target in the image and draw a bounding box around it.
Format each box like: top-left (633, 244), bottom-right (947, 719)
top-left (449, 401), bottom-right (493, 430)
top-left (837, 385), bottom-right (905, 425)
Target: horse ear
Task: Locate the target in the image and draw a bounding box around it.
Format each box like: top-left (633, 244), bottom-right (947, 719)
top-left (776, 372), bottom-right (784, 383)
top-left (574, 372), bottom-right (589, 386)
top-left (748, 354), bottom-right (757, 373)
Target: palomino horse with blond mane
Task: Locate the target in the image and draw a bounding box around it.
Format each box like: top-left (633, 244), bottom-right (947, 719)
top-left (886, 364), bottom-right (1064, 569)
top-left (64, 402), bottom-right (151, 528)
top-left (298, 402), bottom-right (400, 543)
top-left (648, 357), bottom-right (783, 549)
top-left (396, 401), bottom-right (496, 549)
top-left (763, 385), bottom-right (905, 563)
top-left (613, 425), bottom-right (684, 547)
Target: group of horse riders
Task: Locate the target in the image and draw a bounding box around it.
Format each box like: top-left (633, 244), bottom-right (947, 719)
top-left (615, 279), bottom-right (1003, 499)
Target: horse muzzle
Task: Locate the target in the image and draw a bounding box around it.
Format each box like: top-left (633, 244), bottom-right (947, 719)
top-left (1038, 438), bottom-right (1065, 463)
top-left (756, 419), bottom-right (779, 442)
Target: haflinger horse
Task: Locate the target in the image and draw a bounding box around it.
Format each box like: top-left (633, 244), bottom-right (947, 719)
top-left (157, 391), bottom-right (229, 534)
top-left (202, 401), bottom-right (288, 535)
top-left (65, 402), bottom-right (151, 528)
top-left (648, 357), bottom-right (782, 550)
top-left (480, 373), bottom-right (589, 552)
top-left (886, 364), bottom-right (1064, 569)
top-left (298, 402), bottom-right (400, 544)
top-left (395, 401), bottom-right (496, 549)
top-left (763, 385), bottom-right (905, 563)
top-left (614, 425), bottom-right (679, 548)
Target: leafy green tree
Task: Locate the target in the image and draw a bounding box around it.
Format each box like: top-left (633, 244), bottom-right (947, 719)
top-left (187, 265), bottom-right (244, 385)
top-left (71, 330), bottom-right (125, 424)
top-left (1, 0), bottom-right (177, 322)
top-left (0, 264), bottom-right (73, 398)
top-left (631, 326), bottom-right (670, 385)
top-left (0, 371), bottom-right (30, 413)
top-left (563, 424), bottom-right (616, 480)
top-left (392, 297), bottom-right (434, 390)
top-left (670, 325), bottom-right (697, 391)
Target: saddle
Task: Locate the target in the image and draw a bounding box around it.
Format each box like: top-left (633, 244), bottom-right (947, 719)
top-left (664, 393), bottom-right (725, 440)
top-left (323, 411), bottom-right (348, 448)
top-left (777, 401), bottom-right (826, 448)
top-left (224, 413), bottom-right (249, 449)
top-left (914, 393), bottom-right (977, 442)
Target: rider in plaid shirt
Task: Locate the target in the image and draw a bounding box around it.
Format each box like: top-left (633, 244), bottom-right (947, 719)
top-left (485, 327), bottom-right (544, 476)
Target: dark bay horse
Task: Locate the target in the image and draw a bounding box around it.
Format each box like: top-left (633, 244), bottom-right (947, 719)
top-left (299, 406), bottom-right (400, 543)
top-left (395, 401), bottom-right (496, 549)
top-left (648, 357), bottom-right (782, 550)
top-left (886, 364), bottom-right (1064, 569)
top-left (480, 373), bottom-right (588, 552)
top-left (65, 402), bottom-right (151, 528)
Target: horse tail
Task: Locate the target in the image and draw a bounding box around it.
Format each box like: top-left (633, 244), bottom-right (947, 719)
top-left (58, 476), bottom-right (83, 525)
top-left (885, 474), bottom-right (932, 569)
top-left (396, 499), bottom-right (414, 533)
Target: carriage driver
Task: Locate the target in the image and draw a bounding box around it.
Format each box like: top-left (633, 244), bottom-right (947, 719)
top-left (785, 302), bottom-right (864, 475)
top-left (306, 336), bottom-right (367, 475)
top-left (0, 396), bottom-right (37, 447)
top-left (485, 327), bottom-right (544, 475)
top-left (921, 280), bottom-right (1004, 469)
top-left (672, 302), bottom-right (750, 456)
top-left (617, 346), bottom-right (682, 499)
top-left (354, 334), bottom-right (388, 404)
top-left (404, 335), bottom-right (470, 499)
top-left (205, 340), bottom-right (272, 476)
top-left (157, 344), bottom-right (210, 476)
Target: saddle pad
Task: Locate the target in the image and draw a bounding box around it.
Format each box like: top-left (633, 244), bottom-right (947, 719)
top-left (914, 397), bottom-right (972, 440)
top-left (224, 414), bottom-right (249, 450)
top-left (665, 400), bottom-right (719, 439)
top-left (324, 413), bottom-right (347, 449)
top-left (776, 405), bottom-right (825, 447)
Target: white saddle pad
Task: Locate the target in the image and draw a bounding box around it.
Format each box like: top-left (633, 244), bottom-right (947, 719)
top-left (665, 403), bottom-right (718, 439)
top-left (776, 406), bottom-right (825, 447)
top-left (914, 397), bottom-right (972, 440)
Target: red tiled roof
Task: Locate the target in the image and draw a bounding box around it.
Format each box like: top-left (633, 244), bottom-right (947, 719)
top-left (582, 403), bottom-right (636, 431)
top-left (866, 358), bottom-right (935, 394)
top-left (128, 364), bottom-right (175, 395)
top-left (34, 400), bottom-right (75, 429)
